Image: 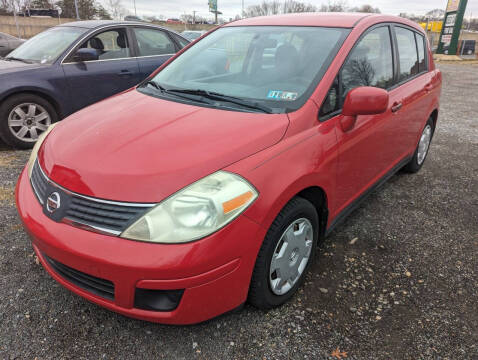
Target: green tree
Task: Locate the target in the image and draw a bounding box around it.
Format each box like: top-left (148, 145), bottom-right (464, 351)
top-left (96, 4), bottom-right (112, 19)
top-left (55, 0), bottom-right (105, 19)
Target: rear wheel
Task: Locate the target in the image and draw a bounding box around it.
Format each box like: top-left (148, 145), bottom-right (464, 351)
top-left (403, 117), bottom-right (435, 173)
top-left (248, 197), bottom-right (318, 310)
top-left (0, 93), bottom-right (57, 149)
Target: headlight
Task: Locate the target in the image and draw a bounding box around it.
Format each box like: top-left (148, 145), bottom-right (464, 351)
top-left (27, 123), bottom-right (58, 178)
top-left (121, 171), bottom-right (258, 243)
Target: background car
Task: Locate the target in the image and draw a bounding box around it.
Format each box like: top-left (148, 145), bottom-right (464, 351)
top-left (0, 31), bottom-right (24, 56)
top-left (0, 20), bottom-right (189, 149)
top-left (181, 30), bottom-right (206, 42)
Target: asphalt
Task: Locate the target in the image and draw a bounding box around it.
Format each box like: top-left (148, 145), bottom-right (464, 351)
top-left (0, 63), bottom-right (477, 359)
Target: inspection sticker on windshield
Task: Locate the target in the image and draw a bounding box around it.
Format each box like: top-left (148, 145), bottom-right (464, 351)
top-left (267, 90), bottom-right (298, 101)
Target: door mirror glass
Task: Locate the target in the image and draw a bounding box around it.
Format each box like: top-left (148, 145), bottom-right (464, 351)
top-left (73, 48), bottom-right (99, 62)
top-left (342, 86), bottom-right (389, 116)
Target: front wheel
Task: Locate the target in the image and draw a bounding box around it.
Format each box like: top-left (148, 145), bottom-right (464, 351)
top-left (0, 93), bottom-right (58, 149)
top-left (248, 197), bottom-right (318, 310)
top-left (402, 117), bottom-right (435, 173)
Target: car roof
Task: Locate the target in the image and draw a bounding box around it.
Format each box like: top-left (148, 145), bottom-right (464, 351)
top-left (58, 20), bottom-right (163, 29)
top-left (225, 12), bottom-right (404, 28)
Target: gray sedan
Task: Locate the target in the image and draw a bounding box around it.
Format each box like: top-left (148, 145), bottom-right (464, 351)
top-left (0, 32), bottom-right (24, 56)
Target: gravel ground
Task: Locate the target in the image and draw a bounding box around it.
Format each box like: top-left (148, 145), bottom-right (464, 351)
top-left (0, 63), bottom-right (477, 359)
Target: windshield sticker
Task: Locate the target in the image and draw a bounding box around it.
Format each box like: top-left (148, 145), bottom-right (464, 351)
top-left (267, 90), bottom-right (298, 101)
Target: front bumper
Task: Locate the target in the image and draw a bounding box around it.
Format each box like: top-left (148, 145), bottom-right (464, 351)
top-left (16, 167), bottom-right (266, 324)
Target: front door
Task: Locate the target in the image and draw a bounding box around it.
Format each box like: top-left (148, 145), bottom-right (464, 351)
top-left (323, 25), bottom-right (398, 216)
top-left (62, 27), bottom-right (140, 113)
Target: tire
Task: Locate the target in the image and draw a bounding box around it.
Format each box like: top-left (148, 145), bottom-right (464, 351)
top-left (0, 93), bottom-right (58, 149)
top-left (402, 117), bottom-right (435, 173)
top-left (248, 197), bottom-right (319, 310)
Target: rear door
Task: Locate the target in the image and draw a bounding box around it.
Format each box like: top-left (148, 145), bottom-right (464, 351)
top-left (321, 25), bottom-right (398, 215)
top-left (62, 27), bottom-right (140, 113)
top-left (131, 27), bottom-right (180, 80)
top-left (387, 25), bottom-right (434, 159)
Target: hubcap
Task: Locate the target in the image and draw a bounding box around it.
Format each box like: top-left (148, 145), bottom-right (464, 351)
top-left (417, 124), bottom-right (432, 165)
top-left (269, 218), bottom-right (313, 296)
top-left (8, 103), bottom-right (51, 142)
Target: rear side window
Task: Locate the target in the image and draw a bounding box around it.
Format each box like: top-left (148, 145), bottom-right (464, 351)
top-left (171, 33), bottom-right (190, 48)
top-left (341, 26), bottom-right (394, 101)
top-left (395, 27), bottom-right (419, 81)
top-left (416, 33), bottom-right (427, 72)
top-left (133, 28), bottom-right (176, 56)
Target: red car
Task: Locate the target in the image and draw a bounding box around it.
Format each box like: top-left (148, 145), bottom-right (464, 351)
top-left (16, 13), bottom-right (441, 324)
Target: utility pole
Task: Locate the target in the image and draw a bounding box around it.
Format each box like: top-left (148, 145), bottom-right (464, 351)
top-left (242, 0), bottom-right (244, 18)
top-left (193, 10), bottom-right (196, 25)
top-left (133, 0), bottom-right (137, 16)
top-left (12, 3), bottom-right (20, 38)
top-left (74, 0), bottom-right (80, 19)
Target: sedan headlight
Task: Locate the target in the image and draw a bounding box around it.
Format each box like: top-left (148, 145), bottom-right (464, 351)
top-left (121, 171), bottom-right (258, 243)
top-left (27, 123), bottom-right (58, 178)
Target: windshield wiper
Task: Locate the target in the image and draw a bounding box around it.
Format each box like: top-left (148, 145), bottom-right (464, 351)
top-left (142, 81), bottom-right (213, 105)
top-left (166, 88), bottom-right (273, 114)
top-left (4, 57), bottom-right (33, 64)
top-left (144, 80), bottom-right (165, 91)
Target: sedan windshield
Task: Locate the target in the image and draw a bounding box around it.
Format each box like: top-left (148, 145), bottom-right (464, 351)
top-left (147, 26), bottom-right (349, 113)
top-left (6, 26), bottom-right (87, 64)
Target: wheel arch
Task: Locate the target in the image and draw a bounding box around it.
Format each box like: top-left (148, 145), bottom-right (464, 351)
top-left (430, 108), bottom-right (438, 129)
top-left (1, 89), bottom-right (64, 119)
top-left (296, 186), bottom-right (329, 239)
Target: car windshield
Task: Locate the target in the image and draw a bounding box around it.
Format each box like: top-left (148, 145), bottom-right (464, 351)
top-left (147, 26), bottom-right (349, 113)
top-left (6, 26), bottom-right (87, 64)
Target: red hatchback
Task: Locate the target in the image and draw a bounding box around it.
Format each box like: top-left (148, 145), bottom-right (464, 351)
top-left (16, 13), bottom-right (441, 324)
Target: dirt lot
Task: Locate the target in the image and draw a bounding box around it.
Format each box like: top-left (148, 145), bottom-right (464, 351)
top-left (0, 63), bottom-right (477, 359)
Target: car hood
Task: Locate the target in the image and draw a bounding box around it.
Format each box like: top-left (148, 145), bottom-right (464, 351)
top-left (40, 89), bottom-right (289, 203)
top-left (0, 59), bottom-right (45, 74)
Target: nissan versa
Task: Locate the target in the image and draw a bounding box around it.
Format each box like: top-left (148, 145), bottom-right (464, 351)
top-left (16, 13), bottom-right (441, 324)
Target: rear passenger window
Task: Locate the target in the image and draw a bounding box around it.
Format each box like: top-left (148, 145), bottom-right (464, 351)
top-left (171, 33), bottom-right (189, 48)
top-left (341, 26), bottom-right (394, 101)
top-left (395, 27), bottom-right (419, 81)
top-left (133, 28), bottom-right (176, 56)
top-left (416, 33), bottom-right (427, 72)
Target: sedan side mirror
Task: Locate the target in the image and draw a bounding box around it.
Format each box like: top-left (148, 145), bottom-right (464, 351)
top-left (340, 86), bottom-right (389, 132)
top-left (73, 48), bottom-right (99, 62)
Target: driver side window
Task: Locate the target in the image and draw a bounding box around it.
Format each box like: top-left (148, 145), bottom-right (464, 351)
top-left (320, 26), bottom-right (394, 120)
top-left (77, 28), bottom-right (131, 61)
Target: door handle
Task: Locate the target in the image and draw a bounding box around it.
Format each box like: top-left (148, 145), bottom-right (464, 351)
top-left (425, 83), bottom-right (433, 92)
top-left (391, 102), bottom-right (402, 113)
top-left (117, 70), bottom-right (132, 76)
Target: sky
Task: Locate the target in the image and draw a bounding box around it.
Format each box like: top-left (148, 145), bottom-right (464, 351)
top-left (101, 0), bottom-right (478, 21)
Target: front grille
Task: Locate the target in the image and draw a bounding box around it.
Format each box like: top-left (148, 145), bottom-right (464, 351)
top-left (65, 196), bottom-right (150, 234)
top-left (30, 160), bottom-right (154, 235)
top-left (45, 254), bottom-right (115, 301)
top-left (31, 158), bottom-right (48, 204)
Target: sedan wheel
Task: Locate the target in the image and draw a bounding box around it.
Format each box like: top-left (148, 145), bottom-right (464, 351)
top-left (8, 102), bottom-right (51, 143)
top-left (0, 93), bottom-right (58, 149)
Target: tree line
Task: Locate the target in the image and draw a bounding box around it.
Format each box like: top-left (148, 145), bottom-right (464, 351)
top-left (0, 0), bottom-right (129, 20)
top-left (243, 0), bottom-right (380, 18)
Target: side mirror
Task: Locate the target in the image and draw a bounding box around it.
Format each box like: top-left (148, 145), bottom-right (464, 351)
top-left (73, 48), bottom-right (99, 62)
top-left (340, 86), bottom-right (389, 132)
